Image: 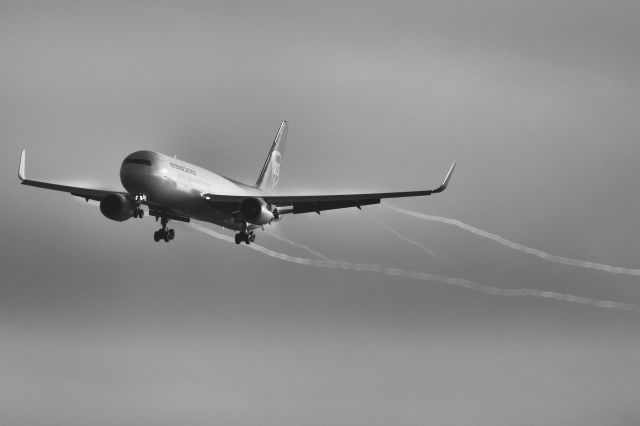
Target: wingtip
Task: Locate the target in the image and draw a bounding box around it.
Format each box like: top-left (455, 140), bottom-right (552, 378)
top-left (441, 161), bottom-right (456, 185)
top-left (18, 149), bottom-right (26, 181)
top-left (432, 161), bottom-right (456, 193)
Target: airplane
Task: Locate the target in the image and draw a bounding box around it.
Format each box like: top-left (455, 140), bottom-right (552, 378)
top-left (18, 121), bottom-right (456, 244)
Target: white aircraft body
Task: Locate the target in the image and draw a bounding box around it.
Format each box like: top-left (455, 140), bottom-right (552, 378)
top-left (18, 121), bottom-right (456, 244)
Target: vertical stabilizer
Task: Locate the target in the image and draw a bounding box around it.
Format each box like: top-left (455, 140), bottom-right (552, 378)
top-left (255, 121), bottom-right (288, 191)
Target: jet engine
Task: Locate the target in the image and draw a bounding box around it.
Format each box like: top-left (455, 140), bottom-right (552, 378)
top-left (100, 193), bottom-right (136, 222)
top-left (239, 197), bottom-right (274, 225)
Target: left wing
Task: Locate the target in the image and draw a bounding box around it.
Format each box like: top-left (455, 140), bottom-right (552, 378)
top-left (18, 150), bottom-right (126, 201)
top-left (204, 162), bottom-right (456, 215)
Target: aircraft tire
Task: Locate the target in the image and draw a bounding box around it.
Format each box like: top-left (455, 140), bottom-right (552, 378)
top-left (234, 233), bottom-right (242, 245)
top-left (154, 231), bottom-right (161, 242)
top-left (249, 232), bottom-right (256, 242)
top-left (168, 229), bottom-right (175, 240)
top-left (138, 209), bottom-right (144, 219)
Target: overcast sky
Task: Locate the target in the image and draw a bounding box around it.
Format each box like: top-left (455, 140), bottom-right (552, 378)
top-left (2, 1), bottom-right (640, 424)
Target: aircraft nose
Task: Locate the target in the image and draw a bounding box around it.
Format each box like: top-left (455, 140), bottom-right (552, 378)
top-left (120, 151), bottom-right (157, 194)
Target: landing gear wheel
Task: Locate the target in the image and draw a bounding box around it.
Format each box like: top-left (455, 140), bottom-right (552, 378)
top-left (138, 209), bottom-right (144, 218)
top-left (249, 232), bottom-right (256, 243)
top-left (235, 233), bottom-right (242, 245)
top-left (244, 233), bottom-right (251, 244)
top-left (152, 212), bottom-right (174, 243)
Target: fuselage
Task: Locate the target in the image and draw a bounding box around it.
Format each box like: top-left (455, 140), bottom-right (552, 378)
top-left (120, 150), bottom-right (261, 230)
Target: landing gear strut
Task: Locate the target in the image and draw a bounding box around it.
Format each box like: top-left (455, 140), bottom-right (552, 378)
top-left (153, 213), bottom-right (175, 243)
top-left (235, 230), bottom-right (256, 245)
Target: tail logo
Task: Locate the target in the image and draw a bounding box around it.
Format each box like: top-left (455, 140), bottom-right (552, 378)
top-left (270, 151), bottom-right (281, 186)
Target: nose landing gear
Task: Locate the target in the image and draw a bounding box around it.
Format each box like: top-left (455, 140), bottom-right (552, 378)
top-left (133, 194), bottom-right (146, 219)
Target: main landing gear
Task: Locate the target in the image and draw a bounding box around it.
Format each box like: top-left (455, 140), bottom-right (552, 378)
top-left (235, 230), bottom-right (256, 245)
top-left (153, 213), bottom-right (175, 243)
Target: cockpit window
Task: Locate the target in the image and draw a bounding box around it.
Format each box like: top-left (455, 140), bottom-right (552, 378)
top-left (124, 158), bottom-right (152, 166)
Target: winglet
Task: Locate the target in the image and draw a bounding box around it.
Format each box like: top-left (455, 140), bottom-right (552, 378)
top-left (431, 161), bottom-right (456, 193)
top-left (18, 150), bottom-right (26, 181)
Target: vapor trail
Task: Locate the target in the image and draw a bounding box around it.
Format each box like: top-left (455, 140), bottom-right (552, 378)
top-left (263, 231), bottom-right (331, 261)
top-left (369, 216), bottom-right (438, 257)
top-left (385, 204), bottom-right (640, 277)
top-left (187, 222), bottom-right (640, 314)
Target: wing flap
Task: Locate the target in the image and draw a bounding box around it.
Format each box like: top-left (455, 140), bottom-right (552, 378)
top-left (290, 198), bottom-right (379, 214)
top-left (21, 178), bottom-right (122, 201)
top-left (265, 190), bottom-right (433, 206)
top-left (147, 206), bottom-right (191, 223)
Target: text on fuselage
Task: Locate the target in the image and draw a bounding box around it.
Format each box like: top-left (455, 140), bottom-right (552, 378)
top-left (169, 162), bottom-right (197, 175)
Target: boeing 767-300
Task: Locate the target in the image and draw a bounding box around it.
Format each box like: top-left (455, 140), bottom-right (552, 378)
top-left (18, 121), bottom-right (455, 244)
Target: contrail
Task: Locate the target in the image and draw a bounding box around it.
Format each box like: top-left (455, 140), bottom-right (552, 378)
top-left (263, 231), bottom-right (331, 261)
top-left (187, 222), bottom-right (640, 314)
top-left (385, 204), bottom-right (640, 277)
top-left (369, 216), bottom-right (438, 257)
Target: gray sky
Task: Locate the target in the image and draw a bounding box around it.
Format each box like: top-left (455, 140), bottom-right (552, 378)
top-left (2, 1), bottom-right (640, 424)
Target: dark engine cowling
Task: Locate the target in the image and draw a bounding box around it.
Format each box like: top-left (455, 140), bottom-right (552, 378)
top-left (239, 197), bottom-right (275, 225)
top-left (100, 193), bottom-right (136, 222)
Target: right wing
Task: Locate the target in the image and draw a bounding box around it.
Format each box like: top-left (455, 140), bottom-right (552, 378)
top-left (18, 150), bottom-right (127, 202)
top-left (203, 162), bottom-right (456, 215)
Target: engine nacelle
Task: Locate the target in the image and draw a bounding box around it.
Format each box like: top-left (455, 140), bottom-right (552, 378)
top-left (239, 197), bottom-right (275, 225)
top-left (100, 193), bottom-right (136, 222)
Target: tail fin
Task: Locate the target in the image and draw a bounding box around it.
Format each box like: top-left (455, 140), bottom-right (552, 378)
top-left (255, 121), bottom-right (288, 191)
